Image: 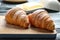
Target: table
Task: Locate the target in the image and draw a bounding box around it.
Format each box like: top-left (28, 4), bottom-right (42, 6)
top-left (0, 12), bottom-right (60, 40)
top-left (0, 0), bottom-right (60, 40)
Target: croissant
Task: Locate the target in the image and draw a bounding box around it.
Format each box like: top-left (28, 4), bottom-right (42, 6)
top-left (28, 9), bottom-right (55, 31)
top-left (5, 7), bottom-right (29, 28)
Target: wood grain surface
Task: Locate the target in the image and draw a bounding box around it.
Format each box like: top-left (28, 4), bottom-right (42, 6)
top-left (0, 16), bottom-right (57, 34)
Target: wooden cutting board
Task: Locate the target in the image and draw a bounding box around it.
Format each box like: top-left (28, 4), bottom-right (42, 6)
top-left (0, 16), bottom-right (57, 38)
top-left (0, 16), bottom-right (57, 34)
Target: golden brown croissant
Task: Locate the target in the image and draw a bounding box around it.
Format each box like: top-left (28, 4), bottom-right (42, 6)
top-left (28, 9), bottom-right (55, 31)
top-left (5, 7), bottom-right (29, 28)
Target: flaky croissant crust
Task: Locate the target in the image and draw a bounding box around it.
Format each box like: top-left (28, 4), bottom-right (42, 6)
top-left (28, 9), bottom-right (55, 31)
top-left (5, 7), bottom-right (29, 28)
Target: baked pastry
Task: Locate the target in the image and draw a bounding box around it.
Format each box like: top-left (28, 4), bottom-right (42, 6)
top-left (28, 9), bottom-right (55, 31)
top-left (5, 7), bottom-right (55, 31)
top-left (16, 2), bottom-right (44, 11)
top-left (3, 0), bottom-right (27, 3)
top-left (5, 7), bottom-right (29, 28)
